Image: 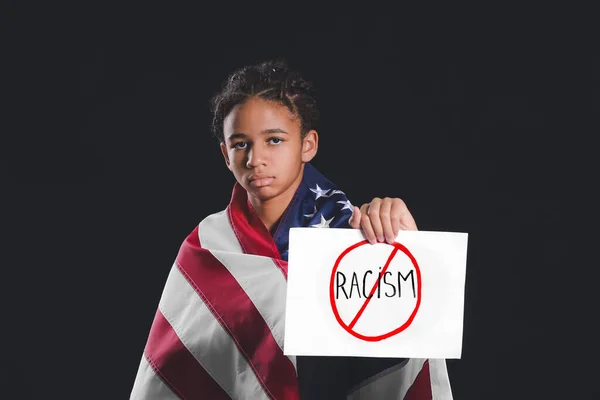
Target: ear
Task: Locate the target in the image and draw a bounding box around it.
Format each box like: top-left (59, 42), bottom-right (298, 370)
top-left (301, 129), bottom-right (319, 163)
top-left (220, 142), bottom-right (232, 171)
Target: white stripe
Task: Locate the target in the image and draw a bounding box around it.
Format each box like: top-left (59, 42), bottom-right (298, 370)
top-left (129, 355), bottom-right (180, 400)
top-left (159, 264), bottom-right (269, 400)
top-left (210, 250), bottom-right (296, 371)
top-left (198, 209), bottom-right (244, 253)
top-left (430, 359), bottom-right (453, 400)
top-left (347, 358), bottom-right (427, 400)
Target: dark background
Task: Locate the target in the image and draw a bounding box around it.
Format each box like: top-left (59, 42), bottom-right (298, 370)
top-left (3, 2), bottom-right (594, 399)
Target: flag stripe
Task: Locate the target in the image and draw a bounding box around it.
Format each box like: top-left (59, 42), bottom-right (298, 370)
top-left (404, 360), bottom-right (432, 400)
top-left (143, 308), bottom-right (231, 400)
top-left (198, 210), bottom-right (244, 254)
top-left (209, 249), bottom-right (295, 368)
top-left (178, 228), bottom-right (299, 400)
top-left (347, 358), bottom-right (428, 400)
top-left (130, 355), bottom-right (181, 400)
top-left (199, 208), bottom-right (288, 280)
top-left (227, 186), bottom-right (282, 259)
top-left (160, 263), bottom-right (268, 400)
top-left (429, 359), bottom-right (453, 400)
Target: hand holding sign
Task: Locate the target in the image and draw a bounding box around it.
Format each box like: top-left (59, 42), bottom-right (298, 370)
top-left (283, 228), bottom-right (468, 359)
top-left (349, 197), bottom-right (418, 244)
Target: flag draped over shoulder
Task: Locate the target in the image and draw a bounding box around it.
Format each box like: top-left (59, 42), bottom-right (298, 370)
top-left (130, 163), bottom-right (453, 400)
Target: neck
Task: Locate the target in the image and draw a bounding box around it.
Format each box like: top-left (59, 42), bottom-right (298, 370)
top-left (248, 166), bottom-right (305, 234)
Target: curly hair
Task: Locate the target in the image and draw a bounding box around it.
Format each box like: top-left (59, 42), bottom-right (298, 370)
top-left (210, 58), bottom-right (320, 142)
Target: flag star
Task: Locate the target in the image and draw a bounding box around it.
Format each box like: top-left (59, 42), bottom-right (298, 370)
top-left (310, 184), bottom-right (331, 200)
top-left (337, 199), bottom-right (353, 211)
top-left (311, 214), bottom-right (335, 228)
top-left (303, 205), bottom-right (317, 218)
top-left (331, 190), bottom-right (345, 195)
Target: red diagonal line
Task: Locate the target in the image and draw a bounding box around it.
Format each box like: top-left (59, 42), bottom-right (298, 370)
top-left (348, 246), bottom-right (399, 330)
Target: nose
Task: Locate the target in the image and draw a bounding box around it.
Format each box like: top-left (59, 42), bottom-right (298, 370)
top-left (246, 145), bottom-right (267, 169)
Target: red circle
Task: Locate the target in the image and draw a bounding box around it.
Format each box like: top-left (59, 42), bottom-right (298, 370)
top-left (329, 240), bottom-right (422, 342)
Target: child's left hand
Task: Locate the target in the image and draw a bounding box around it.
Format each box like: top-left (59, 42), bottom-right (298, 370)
top-left (348, 197), bottom-right (418, 244)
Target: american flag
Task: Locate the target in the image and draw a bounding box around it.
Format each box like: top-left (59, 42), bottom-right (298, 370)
top-left (130, 163), bottom-right (453, 399)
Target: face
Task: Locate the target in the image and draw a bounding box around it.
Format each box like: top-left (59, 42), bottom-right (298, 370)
top-left (220, 97), bottom-right (318, 204)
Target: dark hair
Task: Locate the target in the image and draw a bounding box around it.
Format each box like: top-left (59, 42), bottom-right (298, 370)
top-left (210, 58), bottom-right (320, 142)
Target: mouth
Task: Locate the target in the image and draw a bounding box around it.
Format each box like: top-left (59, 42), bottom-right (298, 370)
top-left (248, 173), bottom-right (274, 188)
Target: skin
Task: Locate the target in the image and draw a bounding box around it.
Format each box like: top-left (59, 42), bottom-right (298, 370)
top-left (348, 198), bottom-right (418, 244)
top-left (220, 96), bottom-right (417, 241)
top-left (220, 97), bottom-right (318, 232)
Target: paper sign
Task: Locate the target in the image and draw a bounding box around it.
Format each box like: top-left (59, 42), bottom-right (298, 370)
top-left (283, 228), bottom-right (468, 359)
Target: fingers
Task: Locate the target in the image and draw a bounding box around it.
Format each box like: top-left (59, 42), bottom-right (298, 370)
top-left (391, 198), bottom-right (418, 231)
top-left (357, 197), bottom-right (419, 246)
top-left (359, 203), bottom-right (377, 244)
top-left (365, 198), bottom-right (385, 243)
top-left (378, 198), bottom-right (396, 244)
top-left (348, 206), bottom-right (361, 229)
top-left (354, 196), bottom-right (418, 246)
top-left (389, 199), bottom-right (402, 239)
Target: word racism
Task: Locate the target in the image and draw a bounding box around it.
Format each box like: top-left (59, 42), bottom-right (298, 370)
top-left (335, 267), bottom-right (416, 300)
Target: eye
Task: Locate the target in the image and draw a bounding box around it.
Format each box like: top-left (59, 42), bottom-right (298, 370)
top-left (268, 137), bottom-right (283, 145)
top-left (232, 142), bottom-right (247, 150)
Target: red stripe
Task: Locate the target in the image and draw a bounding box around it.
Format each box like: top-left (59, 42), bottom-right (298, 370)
top-left (227, 183), bottom-right (282, 260)
top-left (144, 308), bottom-right (231, 400)
top-left (404, 360), bottom-right (432, 400)
top-left (227, 183), bottom-right (289, 278)
top-left (177, 227), bottom-right (299, 400)
top-left (272, 258), bottom-right (289, 280)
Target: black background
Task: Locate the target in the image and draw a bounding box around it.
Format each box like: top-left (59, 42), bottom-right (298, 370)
top-left (3, 2), bottom-right (594, 399)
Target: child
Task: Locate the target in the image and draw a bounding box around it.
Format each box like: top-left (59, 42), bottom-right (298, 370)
top-left (130, 59), bottom-right (452, 399)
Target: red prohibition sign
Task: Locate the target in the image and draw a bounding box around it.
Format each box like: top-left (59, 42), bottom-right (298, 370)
top-left (329, 240), bottom-right (422, 342)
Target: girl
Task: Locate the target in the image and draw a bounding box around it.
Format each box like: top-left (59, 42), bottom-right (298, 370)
top-left (130, 59), bottom-right (452, 399)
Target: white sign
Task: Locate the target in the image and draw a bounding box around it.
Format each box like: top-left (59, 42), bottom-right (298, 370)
top-left (283, 228), bottom-right (468, 359)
